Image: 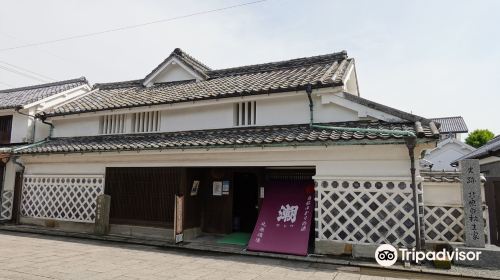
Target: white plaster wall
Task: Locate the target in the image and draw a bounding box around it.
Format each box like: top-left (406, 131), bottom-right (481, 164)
top-left (33, 119), bottom-right (50, 141)
top-left (424, 141), bottom-right (473, 171)
top-left (153, 64), bottom-right (195, 83)
top-left (257, 95), bottom-right (357, 126)
top-left (11, 113), bottom-right (29, 143)
top-left (423, 182), bottom-right (462, 206)
top-left (22, 144), bottom-right (414, 179)
top-left (0, 111), bottom-right (51, 143)
top-left (163, 102), bottom-right (233, 132)
top-left (51, 93), bottom-right (360, 137)
top-left (53, 116), bottom-right (100, 137)
top-left (423, 181), bottom-right (486, 206)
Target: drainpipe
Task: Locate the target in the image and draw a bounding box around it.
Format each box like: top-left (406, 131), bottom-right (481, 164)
top-left (404, 136), bottom-right (422, 251)
top-left (38, 114), bottom-right (54, 139)
top-left (305, 85), bottom-right (422, 251)
top-left (15, 107), bottom-right (54, 141)
top-left (306, 84), bottom-right (314, 127)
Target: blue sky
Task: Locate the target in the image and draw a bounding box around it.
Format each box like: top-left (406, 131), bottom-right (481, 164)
top-left (0, 0), bottom-right (499, 134)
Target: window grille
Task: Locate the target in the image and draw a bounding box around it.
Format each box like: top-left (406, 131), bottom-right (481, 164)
top-left (99, 114), bottom-right (126, 134)
top-left (131, 111), bottom-right (161, 133)
top-left (234, 101), bottom-right (256, 126)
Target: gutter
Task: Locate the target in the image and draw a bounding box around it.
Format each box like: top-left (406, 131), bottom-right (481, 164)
top-left (305, 85), bottom-right (422, 251)
top-left (15, 106), bottom-right (55, 141)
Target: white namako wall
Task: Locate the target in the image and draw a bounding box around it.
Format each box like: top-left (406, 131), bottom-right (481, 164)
top-left (18, 142), bottom-right (433, 247)
top-left (423, 138), bottom-right (475, 171)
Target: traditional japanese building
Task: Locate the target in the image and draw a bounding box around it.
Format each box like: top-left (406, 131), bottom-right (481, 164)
top-left (0, 49), bottom-right (488, 256)
top-left (0, 78), bottom-right (91, 221)
top-left (422, 116), bottom-right (474, 171)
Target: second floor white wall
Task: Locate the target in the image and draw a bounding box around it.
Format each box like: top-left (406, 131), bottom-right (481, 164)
top-left (50, 90), bottom-right (406, 137)
top-left (51, 90), bottom-right (378, 138)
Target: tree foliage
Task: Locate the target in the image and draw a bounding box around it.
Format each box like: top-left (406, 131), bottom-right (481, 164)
top-left (465, 129), bottom-right (495, 148)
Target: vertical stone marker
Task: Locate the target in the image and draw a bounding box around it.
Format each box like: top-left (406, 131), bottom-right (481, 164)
top-left (94, 194), bottom-right (111, 235)
top-left (460, 159), bottom-right (485, 248)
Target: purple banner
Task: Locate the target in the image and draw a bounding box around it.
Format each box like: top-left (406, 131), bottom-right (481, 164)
top-left (247, 181), bottom-right (314, 256)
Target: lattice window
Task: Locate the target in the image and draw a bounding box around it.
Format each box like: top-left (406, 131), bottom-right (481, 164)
top-left (132, 111), bottom-right (161, 133)
top-left (234, 101), bottom-right (256, 126)
top-left (425, 205), bottom-right (489, 243)
top-left (20, 175), bottom-right (104, 223)
top-left (99, 114), bottom-right (126, 134)
top-left (0, 190), bottom-right (13, 220)
top-left (315, 179), bottom-right (421, 247)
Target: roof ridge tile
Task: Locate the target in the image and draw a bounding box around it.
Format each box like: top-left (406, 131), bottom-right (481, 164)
top-left (0, 77), bottom-right (88, 93)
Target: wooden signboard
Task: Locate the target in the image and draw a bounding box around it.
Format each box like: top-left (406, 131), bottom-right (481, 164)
top-left (174, 194), bottom-right (184, 243)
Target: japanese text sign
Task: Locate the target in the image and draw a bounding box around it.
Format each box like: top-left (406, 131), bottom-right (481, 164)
top-left (247, 181), bottom-right (314, 256)
top-left (460, 159), bottom-right (485, 248)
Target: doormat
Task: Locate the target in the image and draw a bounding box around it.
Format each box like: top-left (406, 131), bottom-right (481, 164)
top-left (217, 232), bottom-right (251, 246)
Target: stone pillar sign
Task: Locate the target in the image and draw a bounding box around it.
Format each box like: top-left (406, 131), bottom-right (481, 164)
top-left (94, 194), bottom-right (111, 235)
top-left (460, 159), bottom-right (485, 248)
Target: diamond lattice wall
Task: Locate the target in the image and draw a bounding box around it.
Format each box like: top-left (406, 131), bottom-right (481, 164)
top-left (0, 190), bottom-right (14, 220)
top-left (424, 205), bottom-right (490, 243)
top-left (315, 179), bottom-right (421, 247)
top-left (20, 175), bottom-right (104, 223)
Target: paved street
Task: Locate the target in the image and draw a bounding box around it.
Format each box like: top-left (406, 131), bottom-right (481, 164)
top-left (0, 232), bottom-right (482, 280)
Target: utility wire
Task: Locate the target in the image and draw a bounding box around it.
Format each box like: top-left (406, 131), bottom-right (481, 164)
top-left (0, 64), bottom-right (49, 83)
top-left (0, 31), bottom-right (79, 64)
top-left (0, 60), bottom-right (56, 81)
top-left (0, 0), bottom-right (269, 52)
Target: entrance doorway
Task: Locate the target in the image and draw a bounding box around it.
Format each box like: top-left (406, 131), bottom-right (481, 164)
top-left (232, 172), bottom-right (259, 233)
top-left (105, 167), bottom-right (182, 228)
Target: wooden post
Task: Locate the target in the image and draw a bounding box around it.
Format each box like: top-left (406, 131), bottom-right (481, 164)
top-left (94, 194), bottom-right (111, 235)
top-left (460, 159), bottom-right (485, 248)
top-left (174, 194), bottom-right (184, 243)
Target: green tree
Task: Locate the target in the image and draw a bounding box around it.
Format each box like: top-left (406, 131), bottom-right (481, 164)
top-left (465, 129), bottom-right (495, 148)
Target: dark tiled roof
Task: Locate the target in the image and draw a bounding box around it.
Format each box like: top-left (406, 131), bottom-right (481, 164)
top-left (342, 93), bottom-right (433, 125)
top-left (0, 77), bottom-right (88, 110)
top-left (44, 50), bottom-right (352, 117)
top-left (420, 171), bottom-right (486, 183)
top-left (15, 121), bottom-right (436, 154)
top-left (430, 116), bottom-right (468, 134)
top-left (144, 48), bottom-right (212, 81)
top-left (455, 135), bottom-right (500, 162)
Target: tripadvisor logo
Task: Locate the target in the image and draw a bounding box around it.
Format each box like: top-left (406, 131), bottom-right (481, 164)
top-left (375, 244), bottom-right (398, 267)
top-left (375, 244), bottom-right (482, 266)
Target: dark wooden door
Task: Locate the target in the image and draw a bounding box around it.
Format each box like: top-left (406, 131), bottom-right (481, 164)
top-left (105, 167), bottom-right (183, 228)
top-left (233, 173), bottom-right (259, 232)
top-left (201, 168), bottom-right (233, 234)
top-left (0, 116), bottom-right (12, 144)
